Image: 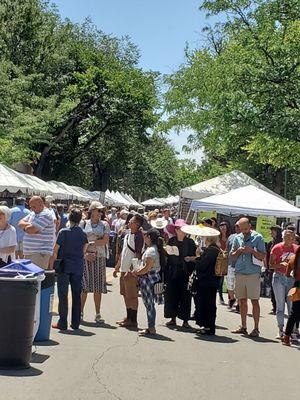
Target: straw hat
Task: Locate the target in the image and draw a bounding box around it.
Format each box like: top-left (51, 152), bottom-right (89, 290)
top-left (150, 217), bottom-right (168, 230)
top-left (88, 201), bottom-right (106, 212)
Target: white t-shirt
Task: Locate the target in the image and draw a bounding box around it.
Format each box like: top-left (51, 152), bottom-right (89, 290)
top-left (142, 245), bottom-right (160, 272)
top-left (0, 225), bottom-right (17, 262)
top-left (120, 232), bottom-right (136, 272)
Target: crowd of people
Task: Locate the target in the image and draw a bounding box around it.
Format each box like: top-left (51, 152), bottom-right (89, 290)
top-left (0, 195), bottom-right (299, 346)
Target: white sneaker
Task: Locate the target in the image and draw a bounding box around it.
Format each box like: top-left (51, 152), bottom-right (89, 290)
top-left (95, 314), bottom-right (104, 323)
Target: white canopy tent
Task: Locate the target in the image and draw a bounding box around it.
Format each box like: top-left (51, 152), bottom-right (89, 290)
top-left (190, 185), bottom-right (300, 218)
top-left (142, 198), bottom-right (165, 207)
top-left (181, 170), bottom-right (279, 201)
top-left (0, 164), bottom-right (35, 194)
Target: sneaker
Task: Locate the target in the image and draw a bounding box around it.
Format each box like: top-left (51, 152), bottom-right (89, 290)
top-left (95, 314), bottom-right (104, 323)
top-left (282, 335), bottom-right (291, 346)
top-left (249, 329), bottom-right (260, 338)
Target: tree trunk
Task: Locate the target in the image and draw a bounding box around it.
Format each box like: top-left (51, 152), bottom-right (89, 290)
top-left (92, 162), bottom-right (108, 192)
top-left (272, 169), bottom-right (284, 195)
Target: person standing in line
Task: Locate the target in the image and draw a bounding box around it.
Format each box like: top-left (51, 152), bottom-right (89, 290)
top-left (57, 204), bottom-right (68, 230)
top-left (133, 228), bottom-right (165, 335)
top-left (218, 221), bottom-right (231, 305)
top-left (8, 197), bottom-right (30, 258)
top-left (164, 219), bottom-right (196, 329)
top-left (226, 223), bottom-right (241, 310)
top-left (80, 201), bottom-right (110, 323)
top-left (282, 247), bottom-right (300, 346)
top-left (113, 214), bottom-right (144, 328)
top-left (0, 206), bottom-right (17, 266)
top-left (50, 209), bottom-right (89, 330)
top-left (231, 218), bottom-right (265, 337)
top-left (19, 196), bottom-right (55, 269)
top-left (194, 235), bottom-right (220, 335)
top-left (266, 225), bottom-right (282, 314)
top-left (269, 229), bottom-right (297, 339)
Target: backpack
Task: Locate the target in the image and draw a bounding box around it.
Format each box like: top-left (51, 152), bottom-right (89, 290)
top-left (215, 249), bottom-right (228, 276)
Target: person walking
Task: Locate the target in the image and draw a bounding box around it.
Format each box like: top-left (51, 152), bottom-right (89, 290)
top-left (19, 196), bottom-right (55, 269)
top-left (194, 235), bottom-right (220, 335)
top-left (282, 247), bottom-right (300, 346)
top-left (113, 214), bottom-right (144, 328)
top-left (133, 228), bottom-right (165, 335)
top-left (230, 218), bottom-right (265, 337)
top-left (81, 201), bottom-right (110, 323)
top-left (164, 219), bottom-right (196, 329)
top-left (50, 209), bottom-right (88, 330)
top-left (269, 229), bottom-right (297, 339)
top-left (8, 197), bottom-right (30, 259)
top-left (0, 206), bottom-right (17, 266)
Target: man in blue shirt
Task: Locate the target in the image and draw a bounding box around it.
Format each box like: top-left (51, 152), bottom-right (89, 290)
top-left (9, 197), bottom-right (30, 258)
top-left (230, 217), bottom-right (265, 337)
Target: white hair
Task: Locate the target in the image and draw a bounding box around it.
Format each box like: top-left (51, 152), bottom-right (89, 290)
top-left (0, 206), bottom-right (11, 221)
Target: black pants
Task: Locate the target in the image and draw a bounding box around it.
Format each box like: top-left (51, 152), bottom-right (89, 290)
top-left (217, 277), bottom-right (224, 300)
top-left (285, 300), bottom-right (300, 336)
top-left (164, 274), bottom-right (191, 322)
top-left (57, 272), bottom-right (82, 329)
top-left (194, 286), bottom-right (217, 334)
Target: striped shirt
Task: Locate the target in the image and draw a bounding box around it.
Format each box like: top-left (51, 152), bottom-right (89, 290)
top-left (23, 208), bottom-right (56, 255)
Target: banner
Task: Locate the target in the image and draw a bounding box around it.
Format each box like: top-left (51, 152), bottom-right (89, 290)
top-left (256, 215), bottom-right (276, 243)
top-left (198, 211), bottom-right (217, 222)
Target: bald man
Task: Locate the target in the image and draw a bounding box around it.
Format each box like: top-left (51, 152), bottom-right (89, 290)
top-left (19, 196), bottom-right (55, 269)
top-left (230, 217), bottom-right (265, 337)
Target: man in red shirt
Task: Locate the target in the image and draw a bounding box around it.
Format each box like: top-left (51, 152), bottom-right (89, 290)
top-left (270, 230), bottom-right (298, 338)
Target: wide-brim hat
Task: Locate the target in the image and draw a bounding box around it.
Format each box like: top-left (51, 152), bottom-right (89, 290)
top-left (150, 217), bottom-right (168, 230)
top-left (181, 225), bottom-right (220, 237)
top-left (88, 201), bottom-right (106, 212)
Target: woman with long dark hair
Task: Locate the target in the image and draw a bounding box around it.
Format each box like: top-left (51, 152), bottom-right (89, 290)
top-left (132, 228), bottom-right (165, 335)
top-left (218, 221), bottom-right (231, 305)
top-left (266, 225), bottom-right (282, 314)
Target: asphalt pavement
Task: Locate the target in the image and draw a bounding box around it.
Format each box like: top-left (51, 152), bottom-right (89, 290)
top-left (0, 271), bottom-right (299, 400)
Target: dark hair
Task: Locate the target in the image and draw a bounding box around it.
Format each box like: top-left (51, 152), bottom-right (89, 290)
top-left (125, 212), bottom-right (135, 225)
top-left (134, 213), bottom-right (144, 228)
top-left (219, 221), bottom-right (231, 238)
top-left (69, 208), bottom-right (82, 224)
top-left (270, 225), bottom-right (282, 244)
top-left (56, 204), bottom-right (64, 213)
top-left (16, 197), bottom-right (26, 206)
top-left (145, 228), bottom-right (166, 269)
top-left (285, 225), bottom-right (296, 232)
top-left (203, 218), bottom-right (213, 226)
top-left (211, 217), bottom-right (217, 224)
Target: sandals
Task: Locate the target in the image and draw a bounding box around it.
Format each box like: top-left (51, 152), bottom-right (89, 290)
top-left (231, 326), bottom-right (248, 335)
top-left (139, 328), bottom-right (156, 336)
top-left (249, 329), bottom-right (260, 338)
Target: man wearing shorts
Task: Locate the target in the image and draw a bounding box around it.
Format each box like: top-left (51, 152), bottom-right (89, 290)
top-left (113, 214), bottom-right (144, 328)
top-left (230, 218), bottom-right (265, 337)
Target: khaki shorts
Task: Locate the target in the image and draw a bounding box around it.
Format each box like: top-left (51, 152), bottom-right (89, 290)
top-left (235, 274), bottom-right (260, 300)
top-left (24, 253), bottom-right (51, 270)
top-left (120, 273), bottom-right (138, 298)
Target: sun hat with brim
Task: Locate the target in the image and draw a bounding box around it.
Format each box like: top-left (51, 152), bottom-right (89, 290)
top-left (150, 218), bottom-right (168, 230)
top-left (166, 219), bottom-right (187, 236)
top-left (181, 225), bottom-right (220, 237)
top-left (88, 201), bottom-right (106, 212)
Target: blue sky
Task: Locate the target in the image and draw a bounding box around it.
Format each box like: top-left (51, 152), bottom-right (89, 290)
top-left (53, 0), bottom-right (211, 162)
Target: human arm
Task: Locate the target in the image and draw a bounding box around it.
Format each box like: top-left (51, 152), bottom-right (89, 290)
top-left (94, 233), bottom-right (109, 247)
top-left (49, 243), bottom-right (60, 270)
top-left (133, 257), bottom-right (155, 276)
top-left (113, 257), bottom-right (121, 278)
top-left (285, 255), bottom-right (295, 277)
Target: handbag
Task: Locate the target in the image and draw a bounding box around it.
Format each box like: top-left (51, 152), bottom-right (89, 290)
top-left (53, 258), bottom-right (64, 274)
top-left (287, 286), bottom-right (300, 302)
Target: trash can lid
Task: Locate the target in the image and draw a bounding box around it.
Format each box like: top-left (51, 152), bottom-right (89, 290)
top-left (0, 260), bottom-right (45, 276)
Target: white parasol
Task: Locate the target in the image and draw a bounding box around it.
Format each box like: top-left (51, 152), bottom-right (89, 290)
top-left (181, 225), bottom-right (220, 237)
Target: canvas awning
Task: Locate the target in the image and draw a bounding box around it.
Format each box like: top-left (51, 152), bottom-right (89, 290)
top-left (190, 185), bottom-right (300, 218)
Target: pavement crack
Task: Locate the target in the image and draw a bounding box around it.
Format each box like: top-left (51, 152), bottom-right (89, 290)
top-left (91, 334), bottom-right (140, 400)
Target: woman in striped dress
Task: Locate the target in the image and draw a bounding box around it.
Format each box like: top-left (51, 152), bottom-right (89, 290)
top-left (81, 201), bottom-right (110, 323)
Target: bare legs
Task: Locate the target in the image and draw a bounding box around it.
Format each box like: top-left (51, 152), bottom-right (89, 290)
top-left (81, 292), bottom-right (102, 315)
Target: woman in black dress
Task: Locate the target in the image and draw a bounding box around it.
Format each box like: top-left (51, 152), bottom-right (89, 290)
top-left (194, 236), bottom-right (220, 335)
top-left (164, 219), bottom-right (196, 328)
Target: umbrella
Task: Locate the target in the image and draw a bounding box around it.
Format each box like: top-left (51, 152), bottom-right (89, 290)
top-left (181, 225), bottom-right (220, 237)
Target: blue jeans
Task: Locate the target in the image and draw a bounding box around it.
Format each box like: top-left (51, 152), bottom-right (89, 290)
top-left (272, 273), bottom-right (294, 329)
top-left (57, 272), bottom-right (82, 329)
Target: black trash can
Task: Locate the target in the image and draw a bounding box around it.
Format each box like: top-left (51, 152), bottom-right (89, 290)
top-left (0, 276), bottom-right (38, 369)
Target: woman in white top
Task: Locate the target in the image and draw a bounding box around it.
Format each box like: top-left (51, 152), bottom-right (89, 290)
top-left (0, 206), bottom-right (17, 266)
top-left (133, 228), bottom-right (165, 335)
top-left (81, 202), bottom-right (110, 323)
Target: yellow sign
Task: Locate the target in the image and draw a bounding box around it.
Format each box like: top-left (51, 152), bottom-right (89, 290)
top-left (256, 215), bottom-right (276, 242)
top-left (198, 211), bottom-right (217, 221)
